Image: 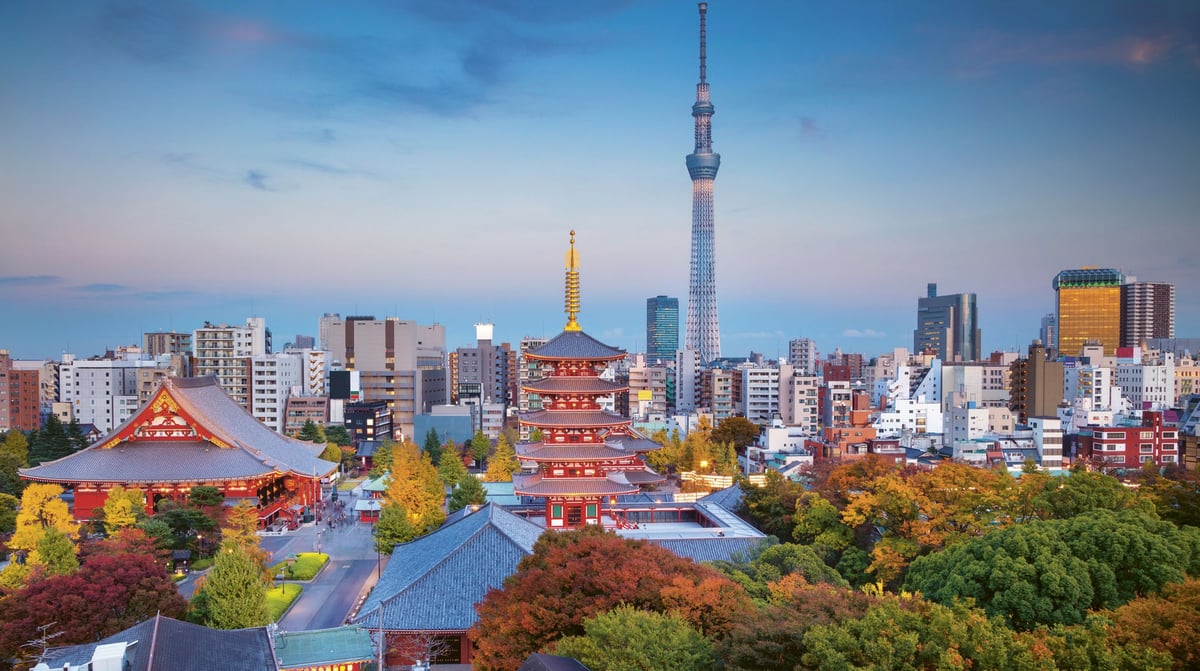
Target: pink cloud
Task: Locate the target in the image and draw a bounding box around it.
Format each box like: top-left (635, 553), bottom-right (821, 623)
top-left (953, 29), bottom-right (1192, 78)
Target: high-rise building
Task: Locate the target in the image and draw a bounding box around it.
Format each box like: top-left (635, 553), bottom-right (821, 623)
top-left (193, 318), bottom-right (268, 409)
top-left (1121, 280), bottom-right (1174, 348)
top-left (1039, 314), bottom-right (1057, 355)
top-left (913, 283), bottom-right (981, 362)
top-left (684, 3), bottom-right (721, 365)
top-left (0, 350), bottom-right (42, 432)
top-left (788, 338), bottom-right (819, 375)
top-left (143, 331), bottom-right (191, 357)
top-left (1009, 340), bottom-right (1065, 424)
top-left (1054, 268), bottom-right (1123, 357)
top-left (645, 296), bottom-right (679, 364)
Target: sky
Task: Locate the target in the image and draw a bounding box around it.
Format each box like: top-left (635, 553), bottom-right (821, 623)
top-left (1, 1), bottom-right (1198, 361)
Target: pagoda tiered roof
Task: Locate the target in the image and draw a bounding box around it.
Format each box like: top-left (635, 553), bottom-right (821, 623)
top-left (526, 330), bottom-right (625, 361)
top-left (22, 376), bottom-right (336, 485)
top-left (621, 469), bottom-right (667, 485)
top-left (522, 377), bottom-right (628, 395)
top-left (513, 471), bottom-right (640, 497)
top-left (517, 441), bottom-right (637, 462)
top-left (522, 410), bottom-right (631, 429)
top-left (605, 434), bottom-right (665, 454)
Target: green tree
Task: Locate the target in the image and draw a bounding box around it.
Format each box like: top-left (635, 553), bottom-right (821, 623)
top-left (711, 541), bottom-right (846, 602)
top-left (792, 492), bottom-right (852, 559)
top-left (222, 500), bottom-right (270, 577)
top-left (27, 414), bottom-right (73, 465)
top-left (35, 526), bottom-right (79, 576)
top-left (324, 424), bottom-right (351, 446)
top-left (0, 430), bottom-right (29, 497)
top-left (380, 440), bottom-right (445, 539)
top-left (449, 475), bottom-right (488, 513)
top-left (423, 427), bottom-right (442, 466)
top-left (297, 419), bottom-right (325, 443)
top-left (439, 442), bottom-right (469, 487)
top-left (66, 418), bottom-right (89, 450)
top-left (188, 484), bottom-right (224, 509)
top-left (529, 427), bottom-right (544, 443)
top-left (712, 416), bottom-right (761, 451)
top-left (319, 442), bottom-right (342, 464)
top-left (369, 439), bottom-right (395, 478)
top-left (470, 430), bottom-right (491, 469)
top-left (484, 433), bottom-right (520, 482)
top-left (0, 492), bottom-right (18, 535)
top-left (102, 485), bottom-right (146, 535)
top-left (553, 605), bottom-right (714, 671)
top-left (374, 503), bottom-right (420, 554)
top-left (1034, 469), bottom-right (1136, 519)
top-left (201, 541), bottom-right (270, 629)
top-left (741, 469), bottom-right (809, 540)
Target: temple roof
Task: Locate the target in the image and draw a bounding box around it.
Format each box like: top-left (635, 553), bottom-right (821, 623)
top-left (604, 434), bottom-right (663, 454)
top-left (525, 330), bottom-right (625, 361)
top-left (273, 626), bottom-right (375, 668)
top-left (517, 442), bottom-right (639, 461)
top-left (22, 376), bottom-right (336, 485)
top-left (512, 471), bottom-right (639, 497)
top-left (621, 468), bottom-right (667, 485)
top-left (352, 503), bottom-right (541, 632)
top-left (38, 614), bottom-right (278, 671)
top-left (521, 410), bottom-right (631, 429)
top-left (522, 377), bottom-right (628, 395)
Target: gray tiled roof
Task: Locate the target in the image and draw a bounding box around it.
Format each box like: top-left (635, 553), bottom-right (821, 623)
top-left (621, 468), bottom-right (666, 484)
top-left (522, 410), bottom-right (631, 428)
top-left (22, 376), bottom-right (336, 484)
top-left (698, 484), bottom-right (745, 511)
top-left (605, 435), bottom-right (663, 453)
top-left (522, 377), bottom-right (628, 394)
top-left (512, 472), bottom-right (639, 497)
top-left (518, 653), bottom-right (592, 671)
top-left (273, 626), bottom-right (375, 667)
top-left (648, 537), bottom-right (767, 563)
top-left (38, 614), bottom-right (277, 671)
top-left (526, 330), bottom-right (625, 360)
top-left (352, 503), bottom-right (542, 631)
top-left (517, 442), bottom-right (635, 461)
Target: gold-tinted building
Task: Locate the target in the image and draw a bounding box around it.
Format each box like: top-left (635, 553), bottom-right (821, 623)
top-left (1054, 268), bottom-right (1123, 356)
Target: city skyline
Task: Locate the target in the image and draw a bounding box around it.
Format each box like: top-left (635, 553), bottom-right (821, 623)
top-left (2, 1), bottom-right (1198, 360)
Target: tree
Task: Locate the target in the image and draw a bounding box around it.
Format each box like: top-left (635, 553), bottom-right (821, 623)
top-left (222, 501), bottom-right (270, 576)
top-left (740, 469), bottom-right (807, 539)
top-left (65, 419), bottom-right (89, 451)
top-left (800, 597), bottom-right (1038, 671)
top-left (448, 475), bottom-right (487, 513)
top-left (792, 492), bottom-right (852, 559)
top-left (422, 427), bottom-right (442, 466)
top-left (0, 493), bottom-right (18, 535)
top-left (471, 525), bottom-right (753, 671)
top-left (712, 416), bottom-right (761, 451)
top-left (716, 581), bottom-right (875, 671)
top-left (711, 542), bottom-right (846, 602)
top-left (200, 541), bottom-right (269, 629)
top-left (0, 533), bottom-right (186, 663)
top-left (102, 485), bottom-right (146, 535)
top-left (34, 526), bottom-right (79, 577)
top-left (374, 504), bottom-right (420, 554)
top-left (382, 440), bottom-right (445, 537)
top-left (297, 419), bottom-right (325, 443)
top-left (319, 442), bottom-right (342, 464)
top-left (484, 433), bottom-right (520, 482)
top-left (188, 484), bottom-right (224, 509)
top-left (0, 430), bottom-right (29, 497)
top-left (324, 424), bottom-right (351, 446)
top-left (470, 430), bottom-right (491, 469)
top-left (27, 414), bottom-right (73, 465)
top-left (553, 605), bottom-right (714, 671)
top-left (1111, 578), bottom-right (1200, 670)
top-left (369, 439), bottom-right (395, 478)
top-left (438, 442), bottom-right (469, 487)
top-left (1033, 469), bottom-right (1136, 520)
top-left (10, 483), bottom-right (79, 559)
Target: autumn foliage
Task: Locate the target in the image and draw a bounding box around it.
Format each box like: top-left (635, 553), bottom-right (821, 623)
top-left (469, 525), bottom-right (753, 671)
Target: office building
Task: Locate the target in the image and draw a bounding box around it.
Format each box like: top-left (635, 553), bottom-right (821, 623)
top-left (646, 296), bottom-right (680, 364)
top-left (1054, 268), bottom-right (1122, 356)
top-left (913, 283), bottom-right (981, 362)
top-left (1121, 280), bottom-right (1174, 347)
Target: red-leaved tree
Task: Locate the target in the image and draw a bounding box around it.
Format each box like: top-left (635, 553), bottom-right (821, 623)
top-left (470, 525), bottom-right (753, 671)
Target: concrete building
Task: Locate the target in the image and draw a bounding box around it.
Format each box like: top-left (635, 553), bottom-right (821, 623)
top-left (1029, 416), bottom-right (1064, 469)
top-left (628, 358), bottom-right (669, 421)
top-left (450, 323), bottom-right (512, 408)
top-left (193, 318), bottom-right (267, 409)
top-left (913, 283), bottom-right (981, 362)
top-left (874, 397), bottom-right (943, 437)
top-left (742, 365), bottom-right (781, 425)
top-left (249, 353), bottom-right (302, 432)
top-left (143, 331), bottom-right (192, 358)
top-left (1009, 341), bottom-right (1064, 424)
top-left (58, 354), bottom-right (171, 433)
top-left (778, 364), bottom-right (819, 434)
top-left (646, 295), bottom-right (679, 365)
top-left (823, 380), bottom-right (852, 428)
top-left (283, 396), bottom-right (329, 435)
top-left (0, 351), bottom-right (42, 432)
top-left (1079, 410), bottom-right (1180, 469)
top-left (787, 338), bottom-right (819, 375)
top-left (1054, 267), bottom-right (1123, 356)
top-left (1121, 280), bottom-right (1174, 347)
top-left (1116, 349), bottom-right (1175, 410)
top-left (699, 368), bottom-right (738, 422)
top-left (321, 314), bottom-right (446, 440)
top-left (675, 347), bottom-right (701, 412)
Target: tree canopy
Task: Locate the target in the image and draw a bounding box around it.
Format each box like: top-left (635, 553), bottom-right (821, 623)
top-left (199, 541), bottom-right (270, 629)
top-left (712, 416), bottom-right (761, 450)
top-left (483, 433), bottom-right (520, 482)
top-left (552, 605), bottom-right (714, 671)
top-left (438, 441), bottom-right (469, 487)
top-left (375, 440), bottom-right (445, 550)
top-left (448, 475), bottom-right (487, 513)
top-left (297, 419), bottom-right (325, 443)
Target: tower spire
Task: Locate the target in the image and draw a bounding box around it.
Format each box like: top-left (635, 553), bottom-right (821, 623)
top-left (685, 2), bottom-right (721, 364)
top-left (564, 230), bottom-right (582, 332)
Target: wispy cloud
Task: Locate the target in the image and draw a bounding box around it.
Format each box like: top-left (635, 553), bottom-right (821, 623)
top-left (279, 127), bottom-right (338, 144)
top-left (843, 328), bottom-right (887, 338)
top-left (281, 158), bottom-right (371, 177)
top-left (76, 283), bottom-right (127, 292)
top-left (952, 29), bottom-right (1197, 78)
top-left (244, 169), bottom-right (275, 191)
top-left (602, 327), bottom-right (625, 339)
top-left (0, 275), bottom-right (61, 286)
top-left (132, 290), bottom-right (195, 301)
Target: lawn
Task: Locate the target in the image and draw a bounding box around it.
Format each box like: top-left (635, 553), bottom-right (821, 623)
top-left (269, 552), bottom-right (329, 581)
top-left (265, 583), bottom-right (302, 621)
top-left (337, 477), bottom-right (362, 491)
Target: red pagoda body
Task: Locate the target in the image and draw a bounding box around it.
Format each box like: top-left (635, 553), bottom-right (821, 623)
top-left (513, 232), bottom-right (664, 528)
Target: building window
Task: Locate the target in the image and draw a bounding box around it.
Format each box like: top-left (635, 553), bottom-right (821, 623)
top-left (1140, 444), bottom-right (1153, 453)
top-left (1140, 455), bottom-right (1153, 463)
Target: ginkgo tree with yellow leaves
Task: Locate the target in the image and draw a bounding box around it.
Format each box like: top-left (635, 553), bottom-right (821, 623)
top-left (375, 439), bottom-right (446, 553)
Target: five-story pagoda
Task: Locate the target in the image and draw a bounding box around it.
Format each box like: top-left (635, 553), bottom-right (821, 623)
top-left (514, 232), bottom-right (664, 528)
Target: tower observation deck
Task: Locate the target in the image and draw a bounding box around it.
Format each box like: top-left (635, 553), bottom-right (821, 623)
top-left (685, 2), bottom-right (721, 364)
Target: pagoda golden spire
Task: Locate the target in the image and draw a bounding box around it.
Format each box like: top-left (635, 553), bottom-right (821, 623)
top-left (564, 229), bottom-right (581, 332)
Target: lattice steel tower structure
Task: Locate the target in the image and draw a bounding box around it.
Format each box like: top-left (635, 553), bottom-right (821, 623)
top-left (685, 2), bottom-right (721, 364)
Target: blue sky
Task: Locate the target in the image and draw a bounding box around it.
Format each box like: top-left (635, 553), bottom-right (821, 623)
top-left (1, 1), bottom-right (1197, 361)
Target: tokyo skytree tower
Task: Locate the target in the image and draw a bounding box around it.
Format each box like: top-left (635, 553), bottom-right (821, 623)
top-left (684, 2), bottom-right (721, 364)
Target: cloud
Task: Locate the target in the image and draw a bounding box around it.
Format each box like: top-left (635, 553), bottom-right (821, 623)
top-left (952, 29), bottom-right (1196, 78)
top-left (279, 128), bottom-right (337, 144)
top-left (843, 328), bottom-right (887, 338)
top-left (798, 116), bottom-right (826, 142)
top-left (602, 327), bottom-right (625, 339)
top-left (281, 159), bottom-right (369, 177)
top-left (244, 169), bottom-right (275, 191)
top-left (395, 0), bottom-right (631, 26)
top-left (76, 283), bottom-right (127, 292)
top-left (0, 275), bottom-right (61, 286)
top-left (132, 290), bottom-right (195, 301)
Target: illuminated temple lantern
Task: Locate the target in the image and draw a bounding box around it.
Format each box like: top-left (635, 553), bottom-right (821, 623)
top-left (21, 376), bottom-right (337, 525)
top-left (513, 231), bottom-right (665, 528)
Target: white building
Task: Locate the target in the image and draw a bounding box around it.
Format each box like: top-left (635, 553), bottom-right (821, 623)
top-left (742, 365), bottom-right (781, 425)
top-left (675, 348), bottom-right (701, 413)
top-left (58, 354), bottom-right (170, 433)
top-left (250, 353), bottom-right (302, 432)
top-left (1029, 416), bottom-right (1064, 469)
top-left (873, 396), bottom-right (943, 437)
top-left (778, 365), bottom-right (819, 435)
top-left (628, 358), bottom-right (669, 422)
top-left (1063, 361), bottom-right (1123, 412)
top-left (1116, 350), bottom-right (1175, 410)
top-left (193, 318), bottom-right (268, 409)
top-left (947, 404), bottom-right (990, 442)
top-left (787, 338), bottom-right (819, 375)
